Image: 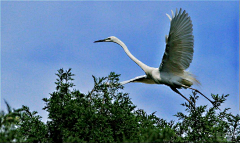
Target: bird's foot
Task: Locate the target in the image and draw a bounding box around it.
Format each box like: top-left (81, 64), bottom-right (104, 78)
top-left (210, 100), bottom-right (221, 110)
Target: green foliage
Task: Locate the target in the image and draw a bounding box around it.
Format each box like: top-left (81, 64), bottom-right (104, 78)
top-left (0, 100), bottom-right (21, 142)
top-left (16, 105), bottom-right (48, 142)
top-left (174, 93), bottom-right (231, 142)
top-left (226, 113), bottom-right (240, 142)
top-left (42, 69), bottom-right (176, 142)
top-left (0, 68), bottom-right (239, 142)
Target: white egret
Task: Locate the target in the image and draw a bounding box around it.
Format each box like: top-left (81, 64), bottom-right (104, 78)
top-left (94, 8), bottom-right (214, 107)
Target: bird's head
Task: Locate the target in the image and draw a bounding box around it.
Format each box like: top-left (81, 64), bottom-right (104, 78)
top-left (94, 36), bottom-right (118, 43)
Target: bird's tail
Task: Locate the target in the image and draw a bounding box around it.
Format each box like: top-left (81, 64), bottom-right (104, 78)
top-left (181, 71), bottom-right (201, 87)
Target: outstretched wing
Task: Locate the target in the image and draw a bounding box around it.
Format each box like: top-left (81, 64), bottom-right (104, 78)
top-left (120, 75), bottom-right (155, 85)
top-left (159, 8), bottom-right (194, 75)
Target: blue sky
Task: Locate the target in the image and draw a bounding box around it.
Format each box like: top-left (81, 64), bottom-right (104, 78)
top-left (1, 1), bottom-right (239, 122)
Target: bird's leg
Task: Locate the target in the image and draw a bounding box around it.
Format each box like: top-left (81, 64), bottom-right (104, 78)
top-left (181, 85), bottom-right (220, 110)
top-left (170, 87), bottom-right (195, 108)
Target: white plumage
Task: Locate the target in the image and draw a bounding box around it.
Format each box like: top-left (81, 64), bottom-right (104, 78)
top-left (94, 8), bottom-right (214, 107)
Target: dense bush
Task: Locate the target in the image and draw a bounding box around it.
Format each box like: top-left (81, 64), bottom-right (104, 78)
top-left (1, 68), bottom-right (239, 142)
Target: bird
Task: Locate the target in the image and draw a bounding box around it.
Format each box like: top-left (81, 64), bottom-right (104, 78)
top-left (94, 8), bottom-right (215, 107)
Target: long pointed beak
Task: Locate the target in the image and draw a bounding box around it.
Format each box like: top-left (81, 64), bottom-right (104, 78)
top-left (94, 39), bottom-right (105, 43)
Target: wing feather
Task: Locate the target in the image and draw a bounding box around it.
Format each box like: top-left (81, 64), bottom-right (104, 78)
top-left (120, 75), bottom-right (155, 85)
top-left (159, 8), bottom-right (194, 74)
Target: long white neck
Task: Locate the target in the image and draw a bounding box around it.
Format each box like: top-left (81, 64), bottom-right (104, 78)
top-left (114, 39), bottom-right (151, 73)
